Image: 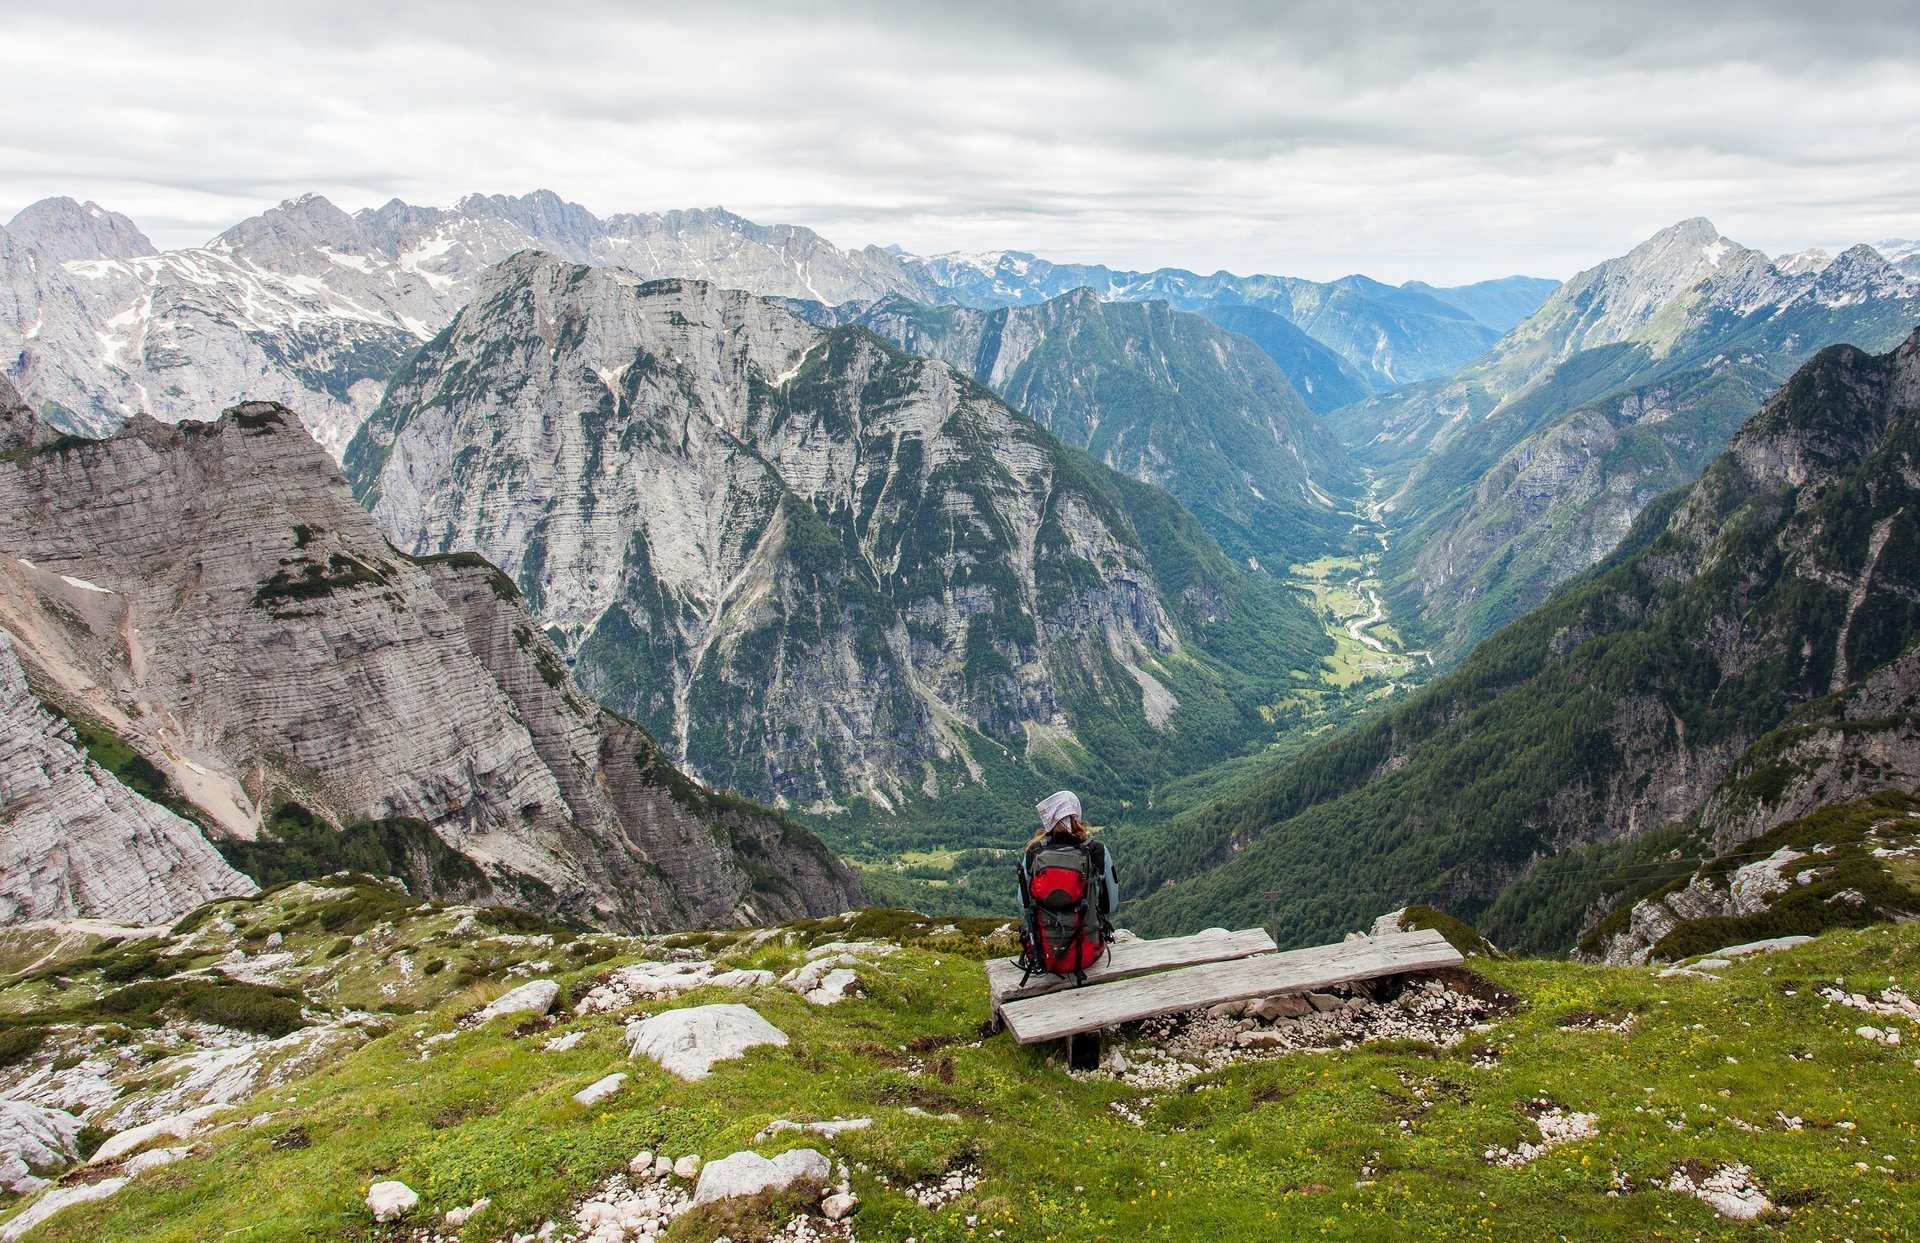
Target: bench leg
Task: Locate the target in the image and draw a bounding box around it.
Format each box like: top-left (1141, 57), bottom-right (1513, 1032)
top-left (1067, 1031), bottom-right (1102, 1071)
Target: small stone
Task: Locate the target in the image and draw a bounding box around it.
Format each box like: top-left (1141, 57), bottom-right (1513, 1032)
top-left (625, 1004), bottom-right (789, 1081)
top-left (628, 1150), bottom-right (655, 1176)
top-left (477, 980), bottom-right (561, 1023)
top-left (1305, 992), bottom-right (1342, 1013)
top-left (821, 1191), bottom-right (859, 1221)
top-left (573, 1073), bottom-right (628, 1107)
top-left (692, 1148), bottom-right (831, 1204)
top-left (1252, 994), bottom-right (1310, 1020)
top-left (446, 1198), bottom-right (491, 1227)
top-left (673, 1154), bottom-right (702, 1179)
top-left (367, 1180), bottom-right (419, 1222)
top-left (654, 1155), bottom-right (673, 1177)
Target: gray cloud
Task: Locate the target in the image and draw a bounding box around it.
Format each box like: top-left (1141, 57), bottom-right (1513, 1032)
top-left (3, 0), bottom-right (1916, 282)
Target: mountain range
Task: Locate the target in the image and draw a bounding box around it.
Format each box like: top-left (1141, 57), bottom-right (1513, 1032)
top-left (0, 191), bottom-right (1559, 458)
top-left (345, 255), bottom-right (1328, 841)
top-left (0, 375), bottom-right (861, 929)
top-left (1123, 327), bottom-right (1920, 954)
top-left (897, 249), bottom-right (1560, 389)
top-left (1332, 218), bottom-right (1920, 660)
top-left (814, 288), bottom-right (1361, 566)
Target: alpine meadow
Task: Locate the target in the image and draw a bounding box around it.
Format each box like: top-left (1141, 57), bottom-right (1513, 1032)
top-left (2, 3), bottom-right (1919, 1240)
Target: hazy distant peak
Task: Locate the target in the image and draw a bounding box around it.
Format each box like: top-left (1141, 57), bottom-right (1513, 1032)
top-left (213, 193), bottom-right (367, 253)
top-left (1775, 247), bottom-right (1833, 275)
top-left (6, 196), bottom-right (156, 262)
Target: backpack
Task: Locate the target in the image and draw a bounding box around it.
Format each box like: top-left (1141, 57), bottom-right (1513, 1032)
top-left (1016, 837), bottom-right (1111, 985)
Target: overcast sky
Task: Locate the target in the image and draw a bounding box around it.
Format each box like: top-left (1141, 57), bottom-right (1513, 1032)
top-left (4, 0), bottom-right (1917, 283)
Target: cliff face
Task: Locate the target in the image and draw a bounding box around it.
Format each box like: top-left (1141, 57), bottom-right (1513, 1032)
top-left (349, 256), bottom-right (1321, 826)
top-left (0, 381), bottom-right (861, 930)
top-left (0, 630), bottom-right (256, 926)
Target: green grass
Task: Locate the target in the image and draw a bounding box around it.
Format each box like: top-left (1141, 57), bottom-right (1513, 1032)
top-left (8, 891), bottom-right (1920, 1241)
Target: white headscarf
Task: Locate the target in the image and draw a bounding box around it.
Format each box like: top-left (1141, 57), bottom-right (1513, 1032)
top-left (1035, 790), bottom-right (1083, 832)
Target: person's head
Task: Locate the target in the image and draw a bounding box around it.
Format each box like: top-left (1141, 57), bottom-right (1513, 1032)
top-left (1032, 790), bottom-right (1089, 846)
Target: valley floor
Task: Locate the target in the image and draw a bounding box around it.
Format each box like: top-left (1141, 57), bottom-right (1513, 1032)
top-left (2, 888), bottom-right (1918, 1241)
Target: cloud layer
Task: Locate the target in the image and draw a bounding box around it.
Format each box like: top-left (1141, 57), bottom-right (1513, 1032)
top-left (4, 0), bottom-right (1916, 282)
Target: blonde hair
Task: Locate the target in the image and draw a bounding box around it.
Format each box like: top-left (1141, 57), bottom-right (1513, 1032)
top-left (1028, 813), bottom-right (1091, 851)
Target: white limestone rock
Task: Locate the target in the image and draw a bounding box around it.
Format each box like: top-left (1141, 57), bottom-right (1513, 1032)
top-left (573, 1073), bottom-right (627, 1107)
top-left (367, 1179), bottom-right (420, 1222)
top-left (0, 629), bottom-right (255, 927)
top-left (0, 1176), bottom-right (128, 1241)
top-left (0, 1100), bottom-right (82, 1194)
top-left (476, 980), bottom-right (560, 1023)
top-left (780, 958), bottom-right (864, 1006)
top-left (124, 1145), bottom-right (192, 1175)
top-left (691, 1147), bottom-right (832, 1205)
top-left (91, 1104), bottom-right (225, 1165)
top-left (625, 1004), bottom-right (788, 1081)
top-left (444, 1197), bottom-right (490, 1227)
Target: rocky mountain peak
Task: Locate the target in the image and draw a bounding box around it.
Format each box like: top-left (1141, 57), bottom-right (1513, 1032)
top-left (1775, 247), bottom-right (1833, 276)
top-left (453, 189), bottom-right (606, 251)
top-left (351, 258), bottom-right (1319, 821)
top-left (5, 197), bottom-right (156, 262)
top-left (211, 193), bottom-right (370, 256)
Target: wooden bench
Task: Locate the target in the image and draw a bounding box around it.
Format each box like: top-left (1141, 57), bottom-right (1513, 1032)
top-left (985, 927), bottom-right (1278, 1006)
top-left (993, 927), bottom-right (1464, 1046)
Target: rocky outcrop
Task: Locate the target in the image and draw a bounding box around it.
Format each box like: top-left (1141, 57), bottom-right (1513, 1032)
top-left (625, 1004), bottom-right (789, 1081)
top-left (0, 1100), bottom-right (83, 1194)
top-left (350, 256), bottom-right (1317, 816)
top-left (0, 388), bottom-right (861, 930)
top-left (0, 629), bottom-right (256, 926)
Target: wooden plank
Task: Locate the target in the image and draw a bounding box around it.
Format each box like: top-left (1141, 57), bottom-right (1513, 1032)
top-left (1000, 928), bottom-right (1463, 1045)
top-left (985, 927), bottom-right (1278, 1005)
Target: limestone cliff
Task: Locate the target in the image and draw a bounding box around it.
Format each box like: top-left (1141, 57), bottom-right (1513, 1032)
top-left (349, 256), bottom-right (1322, 827)
top-left (0, 381), bottom-right (861, 929)
top-left (0, 630), bottom-right (255, 926)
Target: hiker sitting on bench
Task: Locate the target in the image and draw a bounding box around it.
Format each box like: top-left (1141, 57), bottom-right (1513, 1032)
top-left (1015, 790), bottom-right (1119, 985)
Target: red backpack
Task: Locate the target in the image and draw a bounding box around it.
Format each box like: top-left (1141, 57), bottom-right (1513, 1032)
top-left (1017, 838), bottom-right (1110, 985)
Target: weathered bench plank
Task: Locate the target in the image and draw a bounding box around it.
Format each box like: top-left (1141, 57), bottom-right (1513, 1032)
top-left (985, 927), bottom-right (1277, 1006)
top-left (1000, 928), bottom-right (1463, 1045)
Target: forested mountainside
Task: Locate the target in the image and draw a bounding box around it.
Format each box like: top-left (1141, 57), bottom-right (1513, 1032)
top-left (346, 255), bottom-right (1326, 842)
top-left (1120, 328), bottom-right (1920, 955)
top-left (842, 289), bottom-right (1361, 568)
top-left (1192, 303), bottom-right (1374, 414)
top-left (1328, 218), bottom-right (1920, 660)
top-left (900, 250), bottom-right (1559, 388)
top-left (0, 377), bottom-right (860, 930)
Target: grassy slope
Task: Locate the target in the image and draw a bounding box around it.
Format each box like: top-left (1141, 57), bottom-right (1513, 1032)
top-left (7, 891), bottom-right (1920, 1242)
